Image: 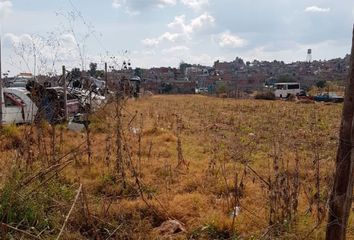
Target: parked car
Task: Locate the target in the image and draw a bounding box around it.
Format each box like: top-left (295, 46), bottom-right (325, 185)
top-left (195, 87), bottom-right (208, 94)
top-left (1, 87), bottom-right (38, 124)
top-left (314, 92), bottom-right (344, 103)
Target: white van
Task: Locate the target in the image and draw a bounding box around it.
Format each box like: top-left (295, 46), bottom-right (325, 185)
top-left (1, 88), bottom-right (38, 124)
top-left (273, 82), bottom-right (301, 98)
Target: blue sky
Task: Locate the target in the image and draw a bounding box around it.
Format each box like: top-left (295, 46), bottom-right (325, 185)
top-left (1, 0), bottom-right (354, 75)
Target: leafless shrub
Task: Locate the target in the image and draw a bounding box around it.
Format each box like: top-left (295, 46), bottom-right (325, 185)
top-left (104, 128), bottom-right (113, 168)
top-left (114, 93), bottom-right (127, 187)
top-left (175, 115), bottom-right (189, 170)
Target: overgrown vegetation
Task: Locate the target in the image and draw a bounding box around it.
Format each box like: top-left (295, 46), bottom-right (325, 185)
top-left (0, 95), bottom-right (352, 239)
top-left (254, 91), bottom-right (276, 100)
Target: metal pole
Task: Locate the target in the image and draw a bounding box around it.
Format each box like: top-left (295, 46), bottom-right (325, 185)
top-left (62, 65), bottom-right (68, 122)
top-left (0, 37), bottom-right (3, 126)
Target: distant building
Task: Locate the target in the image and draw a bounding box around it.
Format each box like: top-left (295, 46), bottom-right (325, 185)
top-left (17, 73), bottom-right (33, 79)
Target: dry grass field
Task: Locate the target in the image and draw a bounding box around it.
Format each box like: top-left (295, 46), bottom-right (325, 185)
top-left (0, 95), bottom-right (353, 239)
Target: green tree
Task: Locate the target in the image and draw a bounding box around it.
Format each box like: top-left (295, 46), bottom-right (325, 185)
top-left (71, 68), bottom-right (81, 79)
top-left (316, 80), bottom-right (327, 88)
top-left (277, 74), bottom-right (295, 83)
top-left (88, 63), bottom-right (104, 78)
top-left (217, 83), bottom-right (227, 94)
top-left (134, 68), bottom-right (143, 78)
top-left (96, 70), bottom-right (104, 78)
top-left (89, 62), bottom-right (97, 77)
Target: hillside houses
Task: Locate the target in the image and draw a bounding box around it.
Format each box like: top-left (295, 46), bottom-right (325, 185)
top-left (133, 55), bottom-right (349, 94)
top-left (18, 55), bottom-right (347, 96)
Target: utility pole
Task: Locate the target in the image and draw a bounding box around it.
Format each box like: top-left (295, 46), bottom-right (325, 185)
top-left (326, 25), bottom-right (354, 240)
top-left (62, 65), bottom-right (68, 122)
top-left (105, 62), bottom-right (108, 94)
top-left (33, 42), bottom-right (36, 80)
top-left (0, 37), bottom-right (3, 127)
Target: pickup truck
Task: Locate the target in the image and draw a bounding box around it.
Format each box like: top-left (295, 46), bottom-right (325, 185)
top-left (314, 92), bottom-right (344, 103)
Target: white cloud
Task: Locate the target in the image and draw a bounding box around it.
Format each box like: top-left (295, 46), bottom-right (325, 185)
top-left (142, 32), bottom-right (180, 46)
top-left (159, 0), bottom-right (177, 7)
top-left (142, 12), bottom-right (215, 48)
top-left (167, 15), bottom-right (187, 32)
top-left (59, 34), bottom-right (77, 48)
top-left (112, 0), bottom-right (121, 8)
top-left (112, 0), bottom-right (176, 15)
top-left (0, 0), bottom-right (12, 19)
top-left (142, 38), bottom-right (160, 47)
top-left (189, 12), bottom-right (215, 32)
top-left (112, 0), bottom-right (140, 16)
top-left (143, 13), bottom-right (215, 47)
top-left (160, 32), bottom-right (180, 41)
top-left (239, 40), bottom-right (349, 64)
top-left (3, 32), bottom-right (16, 43)
top-left (180, 0), bottom-right (208, 10)
top-left (185, 53), bottom-right (214, 65)
top-left (4, 32), bottom-right (81, 74)
top-left (142, 50), bottom-right (157, 56)
top-left (5, 33), bottom-right (77, 52)
top-left (4, 33), bottom-right (33, 45)
top-left (168, 12), bottom-right (215, 35)
top-left (112, 0), bottom-right (209, 13)
top-left (304, 6), bottom-right (330, 13)
top-left (217, 31), bottom-right (247, 48)
top-left (162, 45), bottom-right (189, 53)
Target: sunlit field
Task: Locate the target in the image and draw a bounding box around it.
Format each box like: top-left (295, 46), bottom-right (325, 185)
top-left (0, 95), bottom-right (352, 239)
